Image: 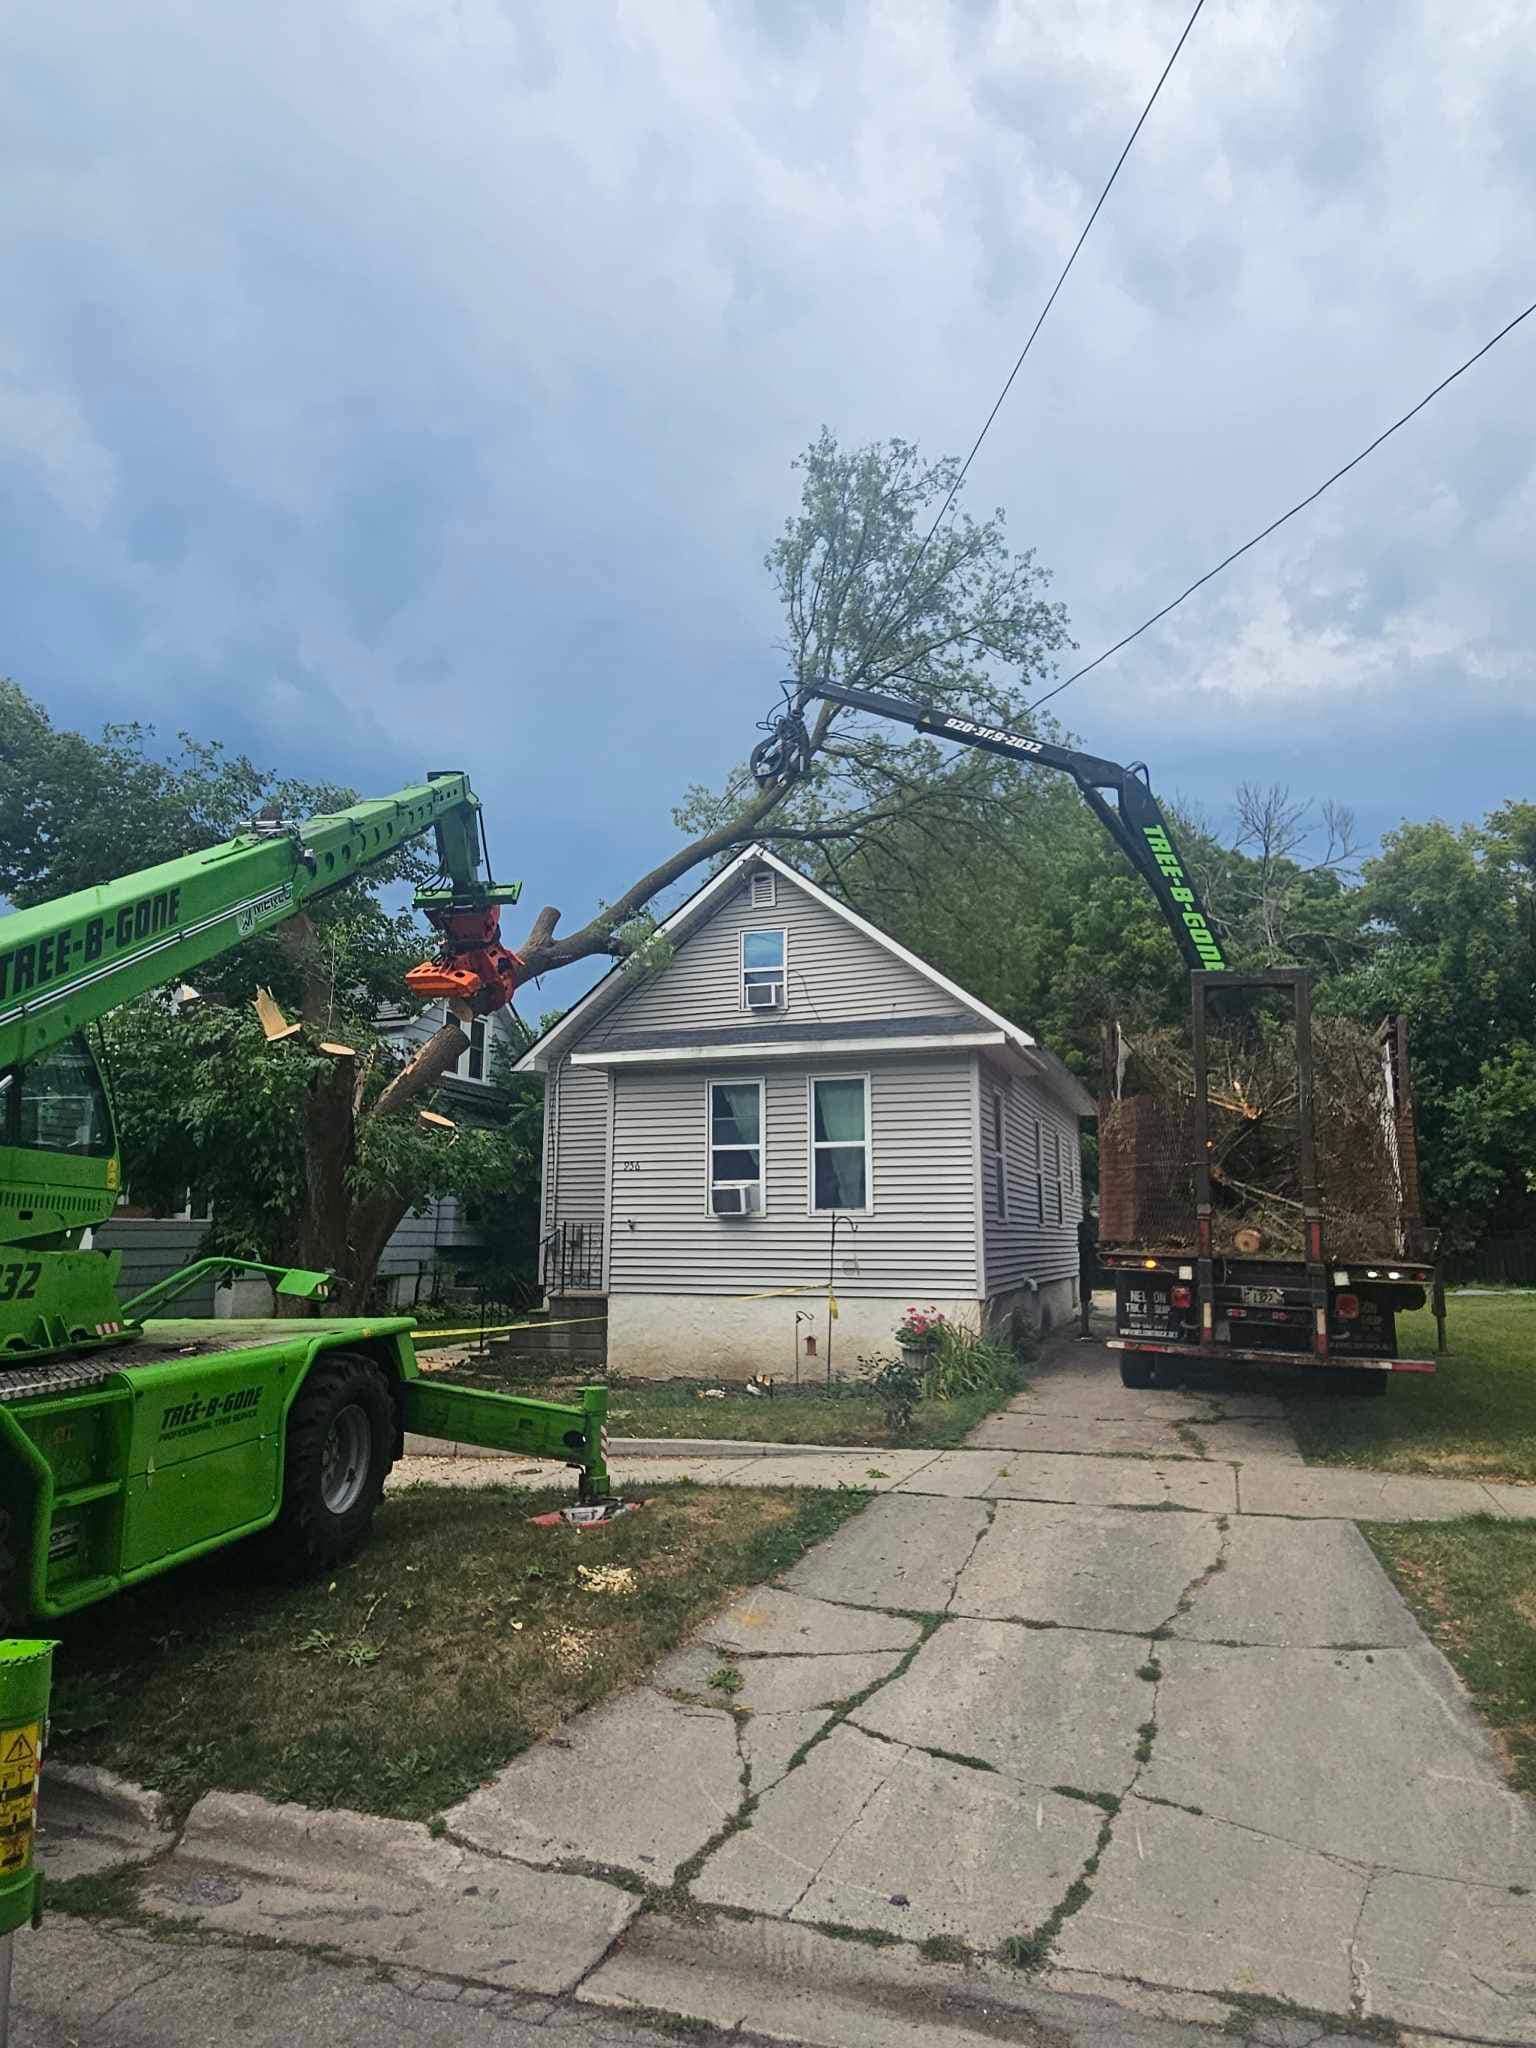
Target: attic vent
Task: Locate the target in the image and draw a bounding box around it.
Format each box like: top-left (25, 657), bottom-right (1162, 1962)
top-left (750, 872), bottom-right (776, 909)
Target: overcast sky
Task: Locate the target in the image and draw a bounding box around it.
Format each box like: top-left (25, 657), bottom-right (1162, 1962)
top-left (5, 1), bottom-right (1533, 991)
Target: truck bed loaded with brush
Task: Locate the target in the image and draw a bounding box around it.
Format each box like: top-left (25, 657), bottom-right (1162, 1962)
top-left (1099, 971), bottom-right (1433, 1388)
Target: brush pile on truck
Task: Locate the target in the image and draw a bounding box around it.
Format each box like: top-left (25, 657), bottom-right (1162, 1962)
top-left (1099, 970), bottom-right (1434, 1387)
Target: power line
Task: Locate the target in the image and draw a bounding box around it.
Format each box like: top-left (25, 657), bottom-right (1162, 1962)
top-left (856, 0), bottom-right (1208, 670)
top-left (1028, 296), bottom-right (1536, 715)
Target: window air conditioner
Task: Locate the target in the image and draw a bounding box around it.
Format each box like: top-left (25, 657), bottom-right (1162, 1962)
top-left (713, 1185), bottom-right (751, 1215)
top-left (746, 981), bottom-right (782, 1010)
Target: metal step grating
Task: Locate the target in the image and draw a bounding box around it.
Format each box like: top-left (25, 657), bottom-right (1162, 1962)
top-left (0, 1356), bottom-right (122, 1404)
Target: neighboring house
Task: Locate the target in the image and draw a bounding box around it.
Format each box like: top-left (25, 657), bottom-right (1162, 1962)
top-left (516, 846), bottom-right (1091, 1379)
top-left (96, 1003), bottom-right (524, 1314)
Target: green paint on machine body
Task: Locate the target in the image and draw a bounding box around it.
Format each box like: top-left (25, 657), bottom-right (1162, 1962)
top-left (0, 770), bottom-right (610, 1626)
top-left (2, 1315), bottom-right (610, 1621)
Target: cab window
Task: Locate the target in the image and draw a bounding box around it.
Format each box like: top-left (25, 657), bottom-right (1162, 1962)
top-left (3, 1034), bottom-right (115, 1158)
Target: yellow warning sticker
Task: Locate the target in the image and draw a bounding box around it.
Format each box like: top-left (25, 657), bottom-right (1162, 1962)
top-left (0, 1722), bottom-right (40, 1877)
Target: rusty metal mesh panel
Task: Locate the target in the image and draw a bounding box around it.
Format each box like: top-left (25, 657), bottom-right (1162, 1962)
top-left (1101, 1010), bottom-right (1403, 1259)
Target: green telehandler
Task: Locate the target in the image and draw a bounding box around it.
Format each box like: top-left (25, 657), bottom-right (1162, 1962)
top-left (0, 771), bottom-right (612, 1634)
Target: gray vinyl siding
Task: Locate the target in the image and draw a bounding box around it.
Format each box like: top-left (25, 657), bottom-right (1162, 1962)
top-left (94, 1219), bottom-right (215, 1316)
top-left (980, 1055), bottom-right (1083, 1294)
top-left (589, 872), bottom-right (966, 1043)
top-left (607, 1053), bottom-right (979, 1296)
top-left (377, 1197), bottom-right (475, 1276)
top-left (543, 1059), bottom-right (611, 1237)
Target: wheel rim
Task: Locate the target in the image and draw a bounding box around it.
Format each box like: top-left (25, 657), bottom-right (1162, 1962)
top-left (320, 1404), bottom-right (371, 1515)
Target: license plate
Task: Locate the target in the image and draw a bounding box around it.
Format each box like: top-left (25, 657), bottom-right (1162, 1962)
top-left (1240, 1286), bottom-right (1285, 1308)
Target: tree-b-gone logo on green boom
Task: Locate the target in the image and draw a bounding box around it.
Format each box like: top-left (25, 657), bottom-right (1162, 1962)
top-left (1142, 826), bottom-right (1226, 968)
top-left (0, 886), bottom-right (185, 1004)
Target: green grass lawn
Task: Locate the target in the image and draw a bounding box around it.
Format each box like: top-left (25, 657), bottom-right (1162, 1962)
top-left (1285, 1292), bottom-right (1536, 1484)
top-left (48, 1481), bottom-right (866, 1825)
top-left (605, 1378), bottom-right (1020, 1448)
top-left (1364, 1517), bottom-right (1536, 1799)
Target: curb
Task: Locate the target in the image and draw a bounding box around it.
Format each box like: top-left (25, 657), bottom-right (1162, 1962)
top-left (44, 1761), bottom-right (173, 1837)
top-left (400, 1435), bottom-right (882, 1461)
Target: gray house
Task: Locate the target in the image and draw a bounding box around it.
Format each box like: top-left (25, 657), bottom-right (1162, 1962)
top-left (516, 847), bottom-right (1091, 1379)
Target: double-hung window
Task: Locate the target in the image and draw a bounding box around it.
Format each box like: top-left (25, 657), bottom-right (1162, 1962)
top-left (811, 1076), bottom-right (870, 1212)
top-left (991, 1091), bottom-right (1008, 1219)
top-left (741, 929), bottom-right (786, 1011)
top-left (709, 1080), bottom-right (764, 1215)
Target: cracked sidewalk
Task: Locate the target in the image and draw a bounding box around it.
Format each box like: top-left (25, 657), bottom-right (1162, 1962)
top-left (29, 1337), bottom-right (1536, 2048)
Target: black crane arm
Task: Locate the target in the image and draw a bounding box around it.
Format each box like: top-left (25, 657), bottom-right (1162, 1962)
top-left (752, 680), bottom-right (1226, 974)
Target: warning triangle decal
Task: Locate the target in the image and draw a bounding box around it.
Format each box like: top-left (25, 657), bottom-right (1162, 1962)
top-left (2, 1731), bottom-right (35, 1766)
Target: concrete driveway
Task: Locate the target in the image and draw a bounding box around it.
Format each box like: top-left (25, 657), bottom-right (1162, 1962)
top-left (31, 1337), bottom-right (1536, 2048)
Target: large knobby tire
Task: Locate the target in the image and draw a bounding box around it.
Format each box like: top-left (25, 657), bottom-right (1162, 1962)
top-left (1119, 1354), bottom-right (1160, 1390)
top-left (265, 1353), bottom-right (396, 1576)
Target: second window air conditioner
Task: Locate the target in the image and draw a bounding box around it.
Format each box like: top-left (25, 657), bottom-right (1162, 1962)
top-left (745, 981), bottom-right (782, 1010)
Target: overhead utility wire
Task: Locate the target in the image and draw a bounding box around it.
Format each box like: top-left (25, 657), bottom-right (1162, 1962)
top-left (1027, 296), bottom-right (1536, 715)
top-left (855, 0), bottom-right (1208, 668)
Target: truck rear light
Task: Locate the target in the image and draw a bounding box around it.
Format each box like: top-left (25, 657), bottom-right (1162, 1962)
top-left (1334, 1293), bottom-right (1360, 1320)
top-left (1142, 1258), bottom-right (1158, 1270)
top-left (1170, 1285), bottom-right (1192, 1308)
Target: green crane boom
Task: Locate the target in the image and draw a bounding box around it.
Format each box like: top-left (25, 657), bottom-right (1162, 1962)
top-left (0, 770), bottom-right (613, 1635)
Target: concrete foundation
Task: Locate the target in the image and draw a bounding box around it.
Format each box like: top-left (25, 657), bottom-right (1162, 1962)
top-left (606, 1291), bottom-right (981, 1381)
top-left (984, 1274), bottom-right (1075, 1342)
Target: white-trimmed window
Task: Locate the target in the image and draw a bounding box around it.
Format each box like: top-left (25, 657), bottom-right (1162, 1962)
top-left (991, 1091), bottom-right (1008, 1219)
top-left (709, 1079), bottom-right (765, 1215)
top-left (810, 1075), bottom-right (871, 1212)
top-left (750, 871), bottom-right (777, 910)
top-left (741, 928), bottom-right (787, 1011)
top-left (1045, 1124), bottom-right (1065, 1223)
top-left (1033, 1118), bottom-right (1045, 1224)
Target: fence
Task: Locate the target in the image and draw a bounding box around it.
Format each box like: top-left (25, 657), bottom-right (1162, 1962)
top-left (1441, 1233), bottom-right (1536, 1288)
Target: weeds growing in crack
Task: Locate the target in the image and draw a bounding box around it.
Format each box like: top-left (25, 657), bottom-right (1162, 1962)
top-left (1137, 1792), bottom-right (1204, 1817)
top-left (778, 1615), bottom-right (946, 1781)
top-left (918, 1933), bottom-right (972, 1965)
top-left (1135, 1721), bottom-right (1157, 1763)
top-left (1137, 1657), bottom-right (1162, 1682)
top-left (1220, 1989), bottom-right (1400, 2042)
top-left (1001, 1810), bottom-right (1117, 1976)
top-left (804, 1918), bottom-right (905, 1949)
top-left (1051, 1786), bottom-right (1121, 1814)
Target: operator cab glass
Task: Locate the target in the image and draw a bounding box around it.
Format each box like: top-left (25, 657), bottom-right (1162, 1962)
top-left (1, 1033), bottom-right (115, 1158)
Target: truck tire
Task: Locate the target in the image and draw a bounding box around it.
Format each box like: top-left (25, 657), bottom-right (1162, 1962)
top-left (1119, 1354), bottom-right (1160, 1390)
top-left (265, 1353), bottom-right (396, 1575)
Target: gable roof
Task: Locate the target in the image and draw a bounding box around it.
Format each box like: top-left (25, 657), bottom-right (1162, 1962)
top-left (514, 845), bottom-right (1092, 1115)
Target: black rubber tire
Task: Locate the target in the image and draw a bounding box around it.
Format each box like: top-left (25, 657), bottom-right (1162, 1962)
top-left (264, 1353), bottom-right (396, 1576)
top-left (1119, 1354), bottom-right (1160, 1390)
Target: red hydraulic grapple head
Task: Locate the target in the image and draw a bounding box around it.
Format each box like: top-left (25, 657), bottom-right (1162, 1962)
top-left (405, 902), bottom-right (527, 1014)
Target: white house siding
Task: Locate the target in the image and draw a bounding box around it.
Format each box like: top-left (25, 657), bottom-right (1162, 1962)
top-left (589, 872), bottom-right (965, 1043)
top-left (978, 1052), bottom-right (1084, 1331)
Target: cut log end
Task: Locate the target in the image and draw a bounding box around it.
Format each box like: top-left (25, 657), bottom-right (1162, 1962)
top-left (417, 1109), bottom-right (457, 1132)
top-left (1232, 1227), bottom-right (1265, 1255)
top-left (319, 1041), bottom-right (358, 1059)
